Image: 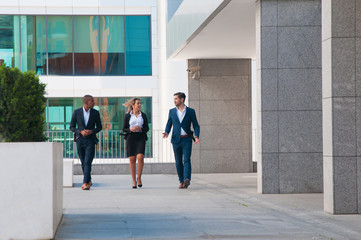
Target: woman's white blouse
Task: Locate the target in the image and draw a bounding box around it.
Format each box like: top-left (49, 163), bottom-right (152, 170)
top-left (129, 111), bottom-right (144, 132)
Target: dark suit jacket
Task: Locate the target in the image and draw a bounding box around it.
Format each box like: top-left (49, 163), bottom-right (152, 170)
top-left (165, 107), bottom-right (200, 144)
top-left (122, 111), bottom-right (149, 141)
top-left (70, 107), bottom-right (102, 142)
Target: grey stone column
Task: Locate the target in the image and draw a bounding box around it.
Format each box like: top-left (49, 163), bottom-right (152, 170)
top-left (256, 0), bottom-right (323, 193)
top-left (322, 0), bottom-right (361, 214)
top-left (188, 59), bottom-right (253, 173)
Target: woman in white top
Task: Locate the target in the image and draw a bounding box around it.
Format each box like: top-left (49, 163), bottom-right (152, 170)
top-left (122, 98), bottom-right (149, 188)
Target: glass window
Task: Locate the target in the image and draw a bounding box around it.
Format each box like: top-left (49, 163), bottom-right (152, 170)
top-left (46, 98), bottom-right (74, 158)
top-left (47, 16), bottom-right (73, 75)
top-left (74, 97), bottom-right (83, 110)
top-left (0, 15), bottom-right (152, 76)
top-left (13, 16), bottom-right (21, 69)
top-left (100, 16), bottom-right (125, 75)
top-left (100, 98), bottom-right (123, 158)
top-left (74, 97), bottom-right (100, 111)
top-left (36, 16), bottom-right (47, 75)
top-left (125, 16), bottom-right (151, 75)
top-left (47, 98), bottom-right (74, 131)
top-left (20, 16), bottom-right (36, 72)
top-left (0, 15), bottom-right (20, 68)
top-left (100, 97), bottom-right (123, 131)
top-left (74, 16), bottom-right (99, 75)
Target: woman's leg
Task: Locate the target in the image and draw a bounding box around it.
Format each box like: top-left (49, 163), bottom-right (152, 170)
top-left (137, 153), bottom-right (144, 186)
top-left (129, 156), bottom-right (137, 187)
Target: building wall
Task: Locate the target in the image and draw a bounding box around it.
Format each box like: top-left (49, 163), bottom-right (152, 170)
top-left (188, 59), bottom-right (253, 173)
top-left (322, 0), bottom-right (361, 214)
top-left (256, 0), bottom-right (323, 193)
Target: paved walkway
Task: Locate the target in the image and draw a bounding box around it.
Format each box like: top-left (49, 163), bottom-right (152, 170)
top-left (55, 173), bottom-right (361, 240)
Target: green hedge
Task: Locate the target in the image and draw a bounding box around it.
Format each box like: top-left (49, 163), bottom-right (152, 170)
top-left (0, 65), bottom-right (47, 142)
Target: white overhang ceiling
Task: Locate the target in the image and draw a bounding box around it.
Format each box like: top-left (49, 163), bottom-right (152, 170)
top-left (170, 0), bottom-right (256, 60)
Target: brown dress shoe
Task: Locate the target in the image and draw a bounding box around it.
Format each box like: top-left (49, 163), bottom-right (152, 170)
top-left (184, 179), bottom-right (190, 189)
top-left (81, 183), bottom-right (89, 190)
top-left (179, 183), bottom-right (185, 189)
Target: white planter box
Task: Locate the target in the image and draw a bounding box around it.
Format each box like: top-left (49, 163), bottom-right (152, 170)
top-left (63, 159), bottom-right (74, 187)
top-left (0, 142), bottom-right (63, 240)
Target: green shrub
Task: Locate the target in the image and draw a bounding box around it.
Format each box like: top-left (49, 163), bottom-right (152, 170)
top-left (0, 65), bottom-right (47, 142)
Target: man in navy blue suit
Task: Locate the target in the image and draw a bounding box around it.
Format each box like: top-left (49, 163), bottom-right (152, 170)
top-left (70, 95), bottom-right (102, 190)
top-left (163, 92), bottom-right (200, 189)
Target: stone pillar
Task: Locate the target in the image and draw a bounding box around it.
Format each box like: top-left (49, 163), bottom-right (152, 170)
top-left (188, 59), bottom-right (253, 173)
top-left (322, 0), bottom-right (361, 214)
top-left (256, 0), bottom-right (323, 193)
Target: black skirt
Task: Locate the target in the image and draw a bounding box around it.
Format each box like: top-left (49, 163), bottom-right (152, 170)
top-left (126, 132), bottom-right (146, 157)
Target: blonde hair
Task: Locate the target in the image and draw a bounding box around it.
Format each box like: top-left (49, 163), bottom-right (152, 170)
top-left (123, 97), bottom-right (140, 114)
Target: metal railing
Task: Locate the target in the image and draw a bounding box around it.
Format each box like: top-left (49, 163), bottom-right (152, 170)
top-left (45, 130), bottom-right (175, 164)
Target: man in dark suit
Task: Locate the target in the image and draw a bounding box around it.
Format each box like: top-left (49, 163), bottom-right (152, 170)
top-left (70, 95), bottom-right (102, 190)
top-left (163, 92), bottom-right (200, 189)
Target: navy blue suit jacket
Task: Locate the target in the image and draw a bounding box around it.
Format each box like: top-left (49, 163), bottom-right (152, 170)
top-left (70, 107), bottom-right (102, 143)
top-left (165, 107), bottom-right (200, 144)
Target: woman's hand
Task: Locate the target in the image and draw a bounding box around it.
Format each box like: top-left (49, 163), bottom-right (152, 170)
top-left (130, 126), bottom-right (142, 132)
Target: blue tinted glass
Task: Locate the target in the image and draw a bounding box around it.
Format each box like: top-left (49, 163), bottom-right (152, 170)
top-left (74, 16), bottom-right (99, 75)
top-left (47, 98), bottom-right (73, 130)
top-left (20, 16), bottom-right (37, 72)
top-left (0, 15), bottom-right (19, 68)
top-left (125, 16), bottom-right (151, 75)
top-left (47, 16), bottom-right (73, 75)
top-left (100, 16), bottom-right (125, 75)
top-left (36, 16), bottom-right (47, 75)
top-left (168, 0), bottom-right (183, 21)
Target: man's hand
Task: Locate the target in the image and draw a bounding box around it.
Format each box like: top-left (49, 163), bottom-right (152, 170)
top-left (194, 136), bottom-right (199, 144)
top-left (162, 133), bottom-right (168, 138)
top-left (80, 129), bottom-right (92, 136)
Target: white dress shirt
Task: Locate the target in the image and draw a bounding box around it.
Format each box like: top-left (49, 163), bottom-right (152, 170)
top-left (177, 105), bottom-right (187, 135)
top-left (83, 107), bottom-right (90, 126)
top-left (129, 111), bottom-right (144, 132)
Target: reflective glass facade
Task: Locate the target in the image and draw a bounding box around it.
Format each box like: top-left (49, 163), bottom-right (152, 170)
top-left (126, 16), bottom-right (151, 75)
top-left (48, 16), bottom-right (73, 75)
top-left (0, 15), bottom-right (19, 68)
top-left (36, 16), bottom-right (47, 75)
top-left (0, 15), bottom-right (151, 76)
top-left (45, 97), bottom-right (152, 158)
top-left (20, 16), bottom-right (37, 72)
top-left (74, 16), bottom-right (99, 75)
top-left (100, 16), bottom-right (125, 75)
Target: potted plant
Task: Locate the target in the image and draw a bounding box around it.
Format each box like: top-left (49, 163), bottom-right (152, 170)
top-left (0, 65), bottom-right (63, 240)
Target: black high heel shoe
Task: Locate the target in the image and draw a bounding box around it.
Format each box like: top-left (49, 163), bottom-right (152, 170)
top-left (137, 178), bottom-right (142, 188)
top-left (132, 182), bottom-right (137, 189)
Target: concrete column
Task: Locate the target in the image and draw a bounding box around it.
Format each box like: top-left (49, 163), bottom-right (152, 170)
top-left (188, 59), bottom-right (253, 173)
top-left (256, 0), bottom-right (323, 193)
top-left (322, 0), bottom-right (361, 214)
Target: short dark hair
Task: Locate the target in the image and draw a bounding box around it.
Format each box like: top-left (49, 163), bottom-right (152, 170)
top-left (174, 92), bottom-right (186, 101)
top-left (82, 95), bottom-right (93, 104)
